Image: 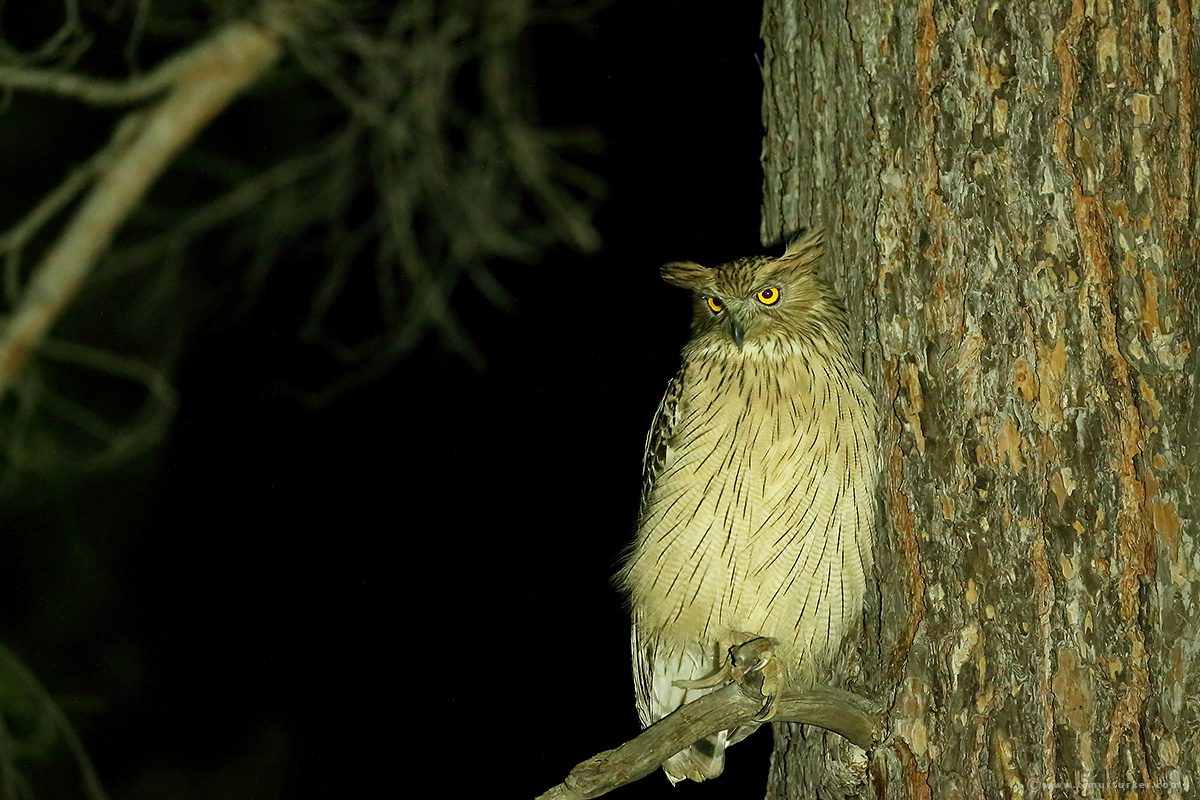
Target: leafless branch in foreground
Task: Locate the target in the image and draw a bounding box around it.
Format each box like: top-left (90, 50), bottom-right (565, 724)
top-left (537, 667), bottom-right (883, 800)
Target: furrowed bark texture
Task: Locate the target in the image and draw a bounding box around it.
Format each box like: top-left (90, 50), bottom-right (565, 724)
top-left (761, 1), bottom-right (1199, 798)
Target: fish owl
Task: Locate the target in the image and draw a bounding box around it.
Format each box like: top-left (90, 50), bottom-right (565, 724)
top-left (619, 231), bottom-right (879, 783)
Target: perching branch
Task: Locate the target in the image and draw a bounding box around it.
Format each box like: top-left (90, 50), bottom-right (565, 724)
top-left (537, 676), bottom-right (883, 800)
top-left (0, 20), bottom-right (282, 401)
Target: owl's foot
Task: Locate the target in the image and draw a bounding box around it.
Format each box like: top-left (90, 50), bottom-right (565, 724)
top-left (728, 637), bottom-right (783, 720)
top-left (671, 636), bottom-right (783, 719)
top-left (672, 660), bottom-right (734, 691)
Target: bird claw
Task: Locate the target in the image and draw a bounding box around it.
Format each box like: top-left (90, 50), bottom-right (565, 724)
top-left (751, 660), bottom-right (784, 720)
top-left (672, 636), bottom-right (784, 718)
top-left (755, 697), bottom-right (776, 720)
top-left (731, 637), bottom-right (783, 720)
top-left (673, 660), bottom-right (734, 690)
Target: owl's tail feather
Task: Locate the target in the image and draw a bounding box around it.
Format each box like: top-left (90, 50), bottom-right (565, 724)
top-left (662, 730), bottom-right (729, 785)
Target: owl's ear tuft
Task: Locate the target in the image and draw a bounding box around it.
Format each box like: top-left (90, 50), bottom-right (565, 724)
top-left (761, 229), bottom-right (824, 281)
top-left (661, 260), bottom-right (712, 290)
top-left (778, 229), bottom-right (825, 269)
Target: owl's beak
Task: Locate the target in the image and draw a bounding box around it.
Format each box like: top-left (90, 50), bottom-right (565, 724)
top-left (726, 317), bottom-right (746, 350)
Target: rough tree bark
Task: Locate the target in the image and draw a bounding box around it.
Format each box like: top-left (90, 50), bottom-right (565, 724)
top-left (761, 1), bottom-right (1199, 798)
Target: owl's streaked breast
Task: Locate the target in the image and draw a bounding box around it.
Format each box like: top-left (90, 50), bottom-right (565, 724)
top-left (626, 343), bottom-right (877, 673)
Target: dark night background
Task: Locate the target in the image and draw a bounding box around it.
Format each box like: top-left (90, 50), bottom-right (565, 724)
top-left (1, 2), bottom-right (772, 797)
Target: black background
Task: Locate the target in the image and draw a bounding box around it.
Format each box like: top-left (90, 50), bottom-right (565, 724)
top-left (4, 2), bottom-right (773, 797)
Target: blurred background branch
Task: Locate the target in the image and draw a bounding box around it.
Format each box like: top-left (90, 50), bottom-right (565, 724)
top-left (0, 21), bottom-right (283, 401)
top-left (0, 0), bottom-right (603, 480)
top-left (0, 0), bottom-right (603, 794)
top-left (0, 643), bottom-right (106, 800)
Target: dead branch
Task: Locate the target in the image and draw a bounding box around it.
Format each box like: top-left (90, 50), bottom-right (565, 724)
top-left (0, 62), bottom-right (175, 106)
top-left (0, 642), bottom-right (106, 800)
top-left (0, 1), bottom-right (604, 443)
top-left (0, 21), bottom-right (282, 401)
top-left (0, 113), bottom-right (143, 303)
top-left (537, 680), bottom-right (883, 800)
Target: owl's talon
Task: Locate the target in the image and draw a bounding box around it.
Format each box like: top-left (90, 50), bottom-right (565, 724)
top-left (727, 637), bottom-right (784, 717)
top-left (754, 696), bottom-right (777, 721)
top-left (672, 661), bottom-right (733, 690)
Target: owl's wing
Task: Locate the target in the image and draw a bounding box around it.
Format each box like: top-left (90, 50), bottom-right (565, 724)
top-left (640, 367), bottom-right (685, 512)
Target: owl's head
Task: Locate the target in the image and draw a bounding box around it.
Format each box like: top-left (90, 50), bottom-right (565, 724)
top-left (662, 231), bottom-right (840, 355)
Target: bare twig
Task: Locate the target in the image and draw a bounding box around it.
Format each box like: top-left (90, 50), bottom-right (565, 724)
top-left (0, 0), bottom-right (88, 67)
top-left (538, 680), bottom-right (883, 800)
top-left (0, 21), bottom-right (282, 401)
top-left (102, 138), bottom-right (345, 275)
top-left (34, 337), bottom-right (177, 470)
top-left (0, 112), bottom-right (144, 303)
top-left (0, 4), bottom-right (239, 108)
top-left (267, 0), bottom-right (602, 396)
top-left (0, 643), bottom-right (106, 800)
top-left (1, 0), bottom-right (604, 418)
top-left (0, 63), bottom-right (174, 105)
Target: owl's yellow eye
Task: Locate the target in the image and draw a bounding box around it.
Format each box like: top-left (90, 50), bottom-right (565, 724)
top-left (706, 296), bottom-right (724, 314)
top-left (756, 287), bottom-right (781, 305)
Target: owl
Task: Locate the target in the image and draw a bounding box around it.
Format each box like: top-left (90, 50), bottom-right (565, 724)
top-left (619, 231), bottom-right (879, 783)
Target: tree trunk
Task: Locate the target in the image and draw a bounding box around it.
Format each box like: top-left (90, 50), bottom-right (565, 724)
top-left (760, 1), bottom-right (1199, 798)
